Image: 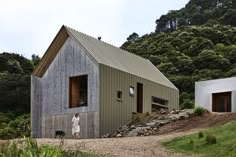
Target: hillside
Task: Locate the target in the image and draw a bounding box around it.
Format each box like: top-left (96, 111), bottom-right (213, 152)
top-left (164, 120), bottom-right (236, 157)
top-left (155, 0), bottom-right (235, 32)
top-left (0, 53), bottom-right (40, 139)
top-left (0, 52), bottom-right (34, 113)
top-left (121, 0), bottom-right (236, 109)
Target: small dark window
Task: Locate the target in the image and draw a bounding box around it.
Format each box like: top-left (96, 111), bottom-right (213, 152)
top-left (117, 91), bottom-right (122, 100)
top-left (69, 75), bottom-right (88, 108)
top-left (129, 86), bottom-right (134, 96)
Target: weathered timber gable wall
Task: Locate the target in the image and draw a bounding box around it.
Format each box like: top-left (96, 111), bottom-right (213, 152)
top-left (99, 64), bottom-right (179, 136)
top-left (31, 76), bottom-right (43, 138)
top-left (34, 37), bottom-right (99, 138)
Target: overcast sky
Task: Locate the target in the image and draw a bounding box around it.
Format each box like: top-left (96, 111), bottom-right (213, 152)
top-left (0, 0), bottom-right (189, 59)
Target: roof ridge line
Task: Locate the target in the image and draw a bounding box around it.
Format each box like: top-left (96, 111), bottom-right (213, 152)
top-left (64, 25), bottom-right (150, 62)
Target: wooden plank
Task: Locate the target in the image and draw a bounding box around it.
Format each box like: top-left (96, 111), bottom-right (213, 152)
top-left (31, 76), bottom-right (42, 138)
top-left (152, 103), bottom-right (168, 108)
top-left (87, 112), bottom-right (94, 138)
top-left (94, 112), bottom-right (99, 138)
top-left (81, 113), bottom-right (88, 138)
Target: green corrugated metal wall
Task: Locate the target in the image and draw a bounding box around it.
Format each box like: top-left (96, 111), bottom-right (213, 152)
top-left (99, 64), bottom-right (179, 136)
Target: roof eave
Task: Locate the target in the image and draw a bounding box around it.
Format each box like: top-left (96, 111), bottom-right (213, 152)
top-left (32, 25), bottom-right (69, 77)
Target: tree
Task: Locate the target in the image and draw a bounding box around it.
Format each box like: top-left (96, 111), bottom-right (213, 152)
top-left (222, 9), bottom-right (236, 26)
top-left (157, 62), bottom-right (178, 75)
top-left (191, 13), bottom-right (207, 25)
top-left (194, 50), bottom-right (230, 69)
top-left (154, 0), bottom-right (235, 29)
top-left (31, 54), bottom-right (41, 67)
top-left (0, 73), bottom-right (30, 113)
top-left (127, 33), bottom-right (139, 42)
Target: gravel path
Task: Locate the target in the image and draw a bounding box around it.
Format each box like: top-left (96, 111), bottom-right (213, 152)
top-left (37, 129), bottom-right (202, 157)
top-left (37, 113), bottom-right (236, 156)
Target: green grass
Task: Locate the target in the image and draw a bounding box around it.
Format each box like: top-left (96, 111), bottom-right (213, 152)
top-left (163, 121), bottom-right (236, 157)
top-left (0, 137), bottom-right (95, 157)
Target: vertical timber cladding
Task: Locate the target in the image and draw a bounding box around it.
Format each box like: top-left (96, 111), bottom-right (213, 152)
top-left (41, 37), bottom-right (99, 138)
top-left (31, 75), bottom-right (43, 138)
top-left (99, 64), bottom-right (179, 136)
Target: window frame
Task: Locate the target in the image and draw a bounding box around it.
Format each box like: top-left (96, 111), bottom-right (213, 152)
top-left (129, 86), bottom-right (134, 96)
top-left (69, 74), bottom-right (88, 108)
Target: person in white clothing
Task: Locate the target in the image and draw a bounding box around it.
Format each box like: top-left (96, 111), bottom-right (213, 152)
top-left (72, 113), bottom-right (80, 138)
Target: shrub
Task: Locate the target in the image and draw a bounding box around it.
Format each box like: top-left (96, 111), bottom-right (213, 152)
top-left (198, 132), bottom-right (204, 138)
top-left (189, 138), bottom-right (194, 145)
top-left (0, 127), bottom-right (20, 140)
top-left (0, 137), bottom-right (62, 157)
top-left (0, 137), bottom-right (93, 157)
top-left (145, 112), bottom-right (150, 116)
top-left (181, 99), bottom-right (194, 109)
top-left (0, 113), bottom-right (30, 140)
top-left (0, 113), bottom-right (11, 123)
top-left (39, 145), bottom-right (62, 157)
top-left (194, 107), bottom-right (205, 116)
top-left (206, 135), bottom-right (217, 144)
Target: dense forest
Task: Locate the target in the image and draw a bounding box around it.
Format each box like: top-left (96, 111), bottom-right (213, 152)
top-left (0, 53), bottom-right (40, 139)
top-left (121, 0), bottom-right (236, 109)
top-left (155, 0), bottom-right (235, 32)
top-left (0, 0), bottom-right (235, 139)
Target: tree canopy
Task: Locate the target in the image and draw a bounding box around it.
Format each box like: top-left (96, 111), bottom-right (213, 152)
top-left (0, 53), bottom-right (40, 114)
top-left (121, 0), bottom-right (236, 109)
top-left (155, 0), bottom-right (235, 33)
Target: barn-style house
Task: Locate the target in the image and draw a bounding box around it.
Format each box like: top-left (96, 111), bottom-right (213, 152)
top-left (31, 25), bottom-right (179, 138)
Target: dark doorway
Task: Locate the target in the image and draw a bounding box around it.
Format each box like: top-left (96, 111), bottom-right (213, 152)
top-left (212, 92), bottom-right (231, 112)
top-left (137, 83), bottom-right (143, 113)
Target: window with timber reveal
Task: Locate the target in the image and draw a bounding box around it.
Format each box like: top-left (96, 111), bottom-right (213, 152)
top-left (69, 75), bottom-right (88, 108)
top-left (152, 96), bottom-right (168, 108)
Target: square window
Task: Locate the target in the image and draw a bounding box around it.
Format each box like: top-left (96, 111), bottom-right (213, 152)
top-left (129, 86), bottom-right (134, 96)
top-left (117, 91), bottom-right (122, 100)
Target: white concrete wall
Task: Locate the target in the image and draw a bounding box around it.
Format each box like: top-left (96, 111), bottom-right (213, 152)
top-left (195, 83), bottom-right (211, 110)
top-left (232, 91), bottom-right (236, 112)
top-left (195, 77), bottom-right (236, 112)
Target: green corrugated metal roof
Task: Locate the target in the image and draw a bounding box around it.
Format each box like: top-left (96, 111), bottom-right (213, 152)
top-left (65, 26), bottom-right (177, 90)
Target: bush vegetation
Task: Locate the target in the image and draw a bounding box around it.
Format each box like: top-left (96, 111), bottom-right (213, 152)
top-left (194, 107), bottom-right (206, 116)
top-left (0, 113), bottom-right (30, 140)
top-left (198, 132), bottom-right (204, 138)
top-left (0, 53), bottom-right (40, 140)
top-left (206, 135), bottom-right (217, 144)
top-left (0, 137), bottom-right (94, 157)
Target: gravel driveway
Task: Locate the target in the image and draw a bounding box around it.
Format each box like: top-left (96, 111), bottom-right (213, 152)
top-left (37, 130), bottom-right (201, 157)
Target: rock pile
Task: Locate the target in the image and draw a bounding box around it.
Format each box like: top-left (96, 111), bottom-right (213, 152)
top-left (101, 109), bottom-right (194, 138)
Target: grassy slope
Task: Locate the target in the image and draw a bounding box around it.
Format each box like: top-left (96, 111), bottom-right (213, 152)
top-left (163, 121), bottom-right (236, 157)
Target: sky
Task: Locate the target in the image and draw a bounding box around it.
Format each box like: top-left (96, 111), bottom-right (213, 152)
top-left (0, 0), bottom-right (189, 59)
